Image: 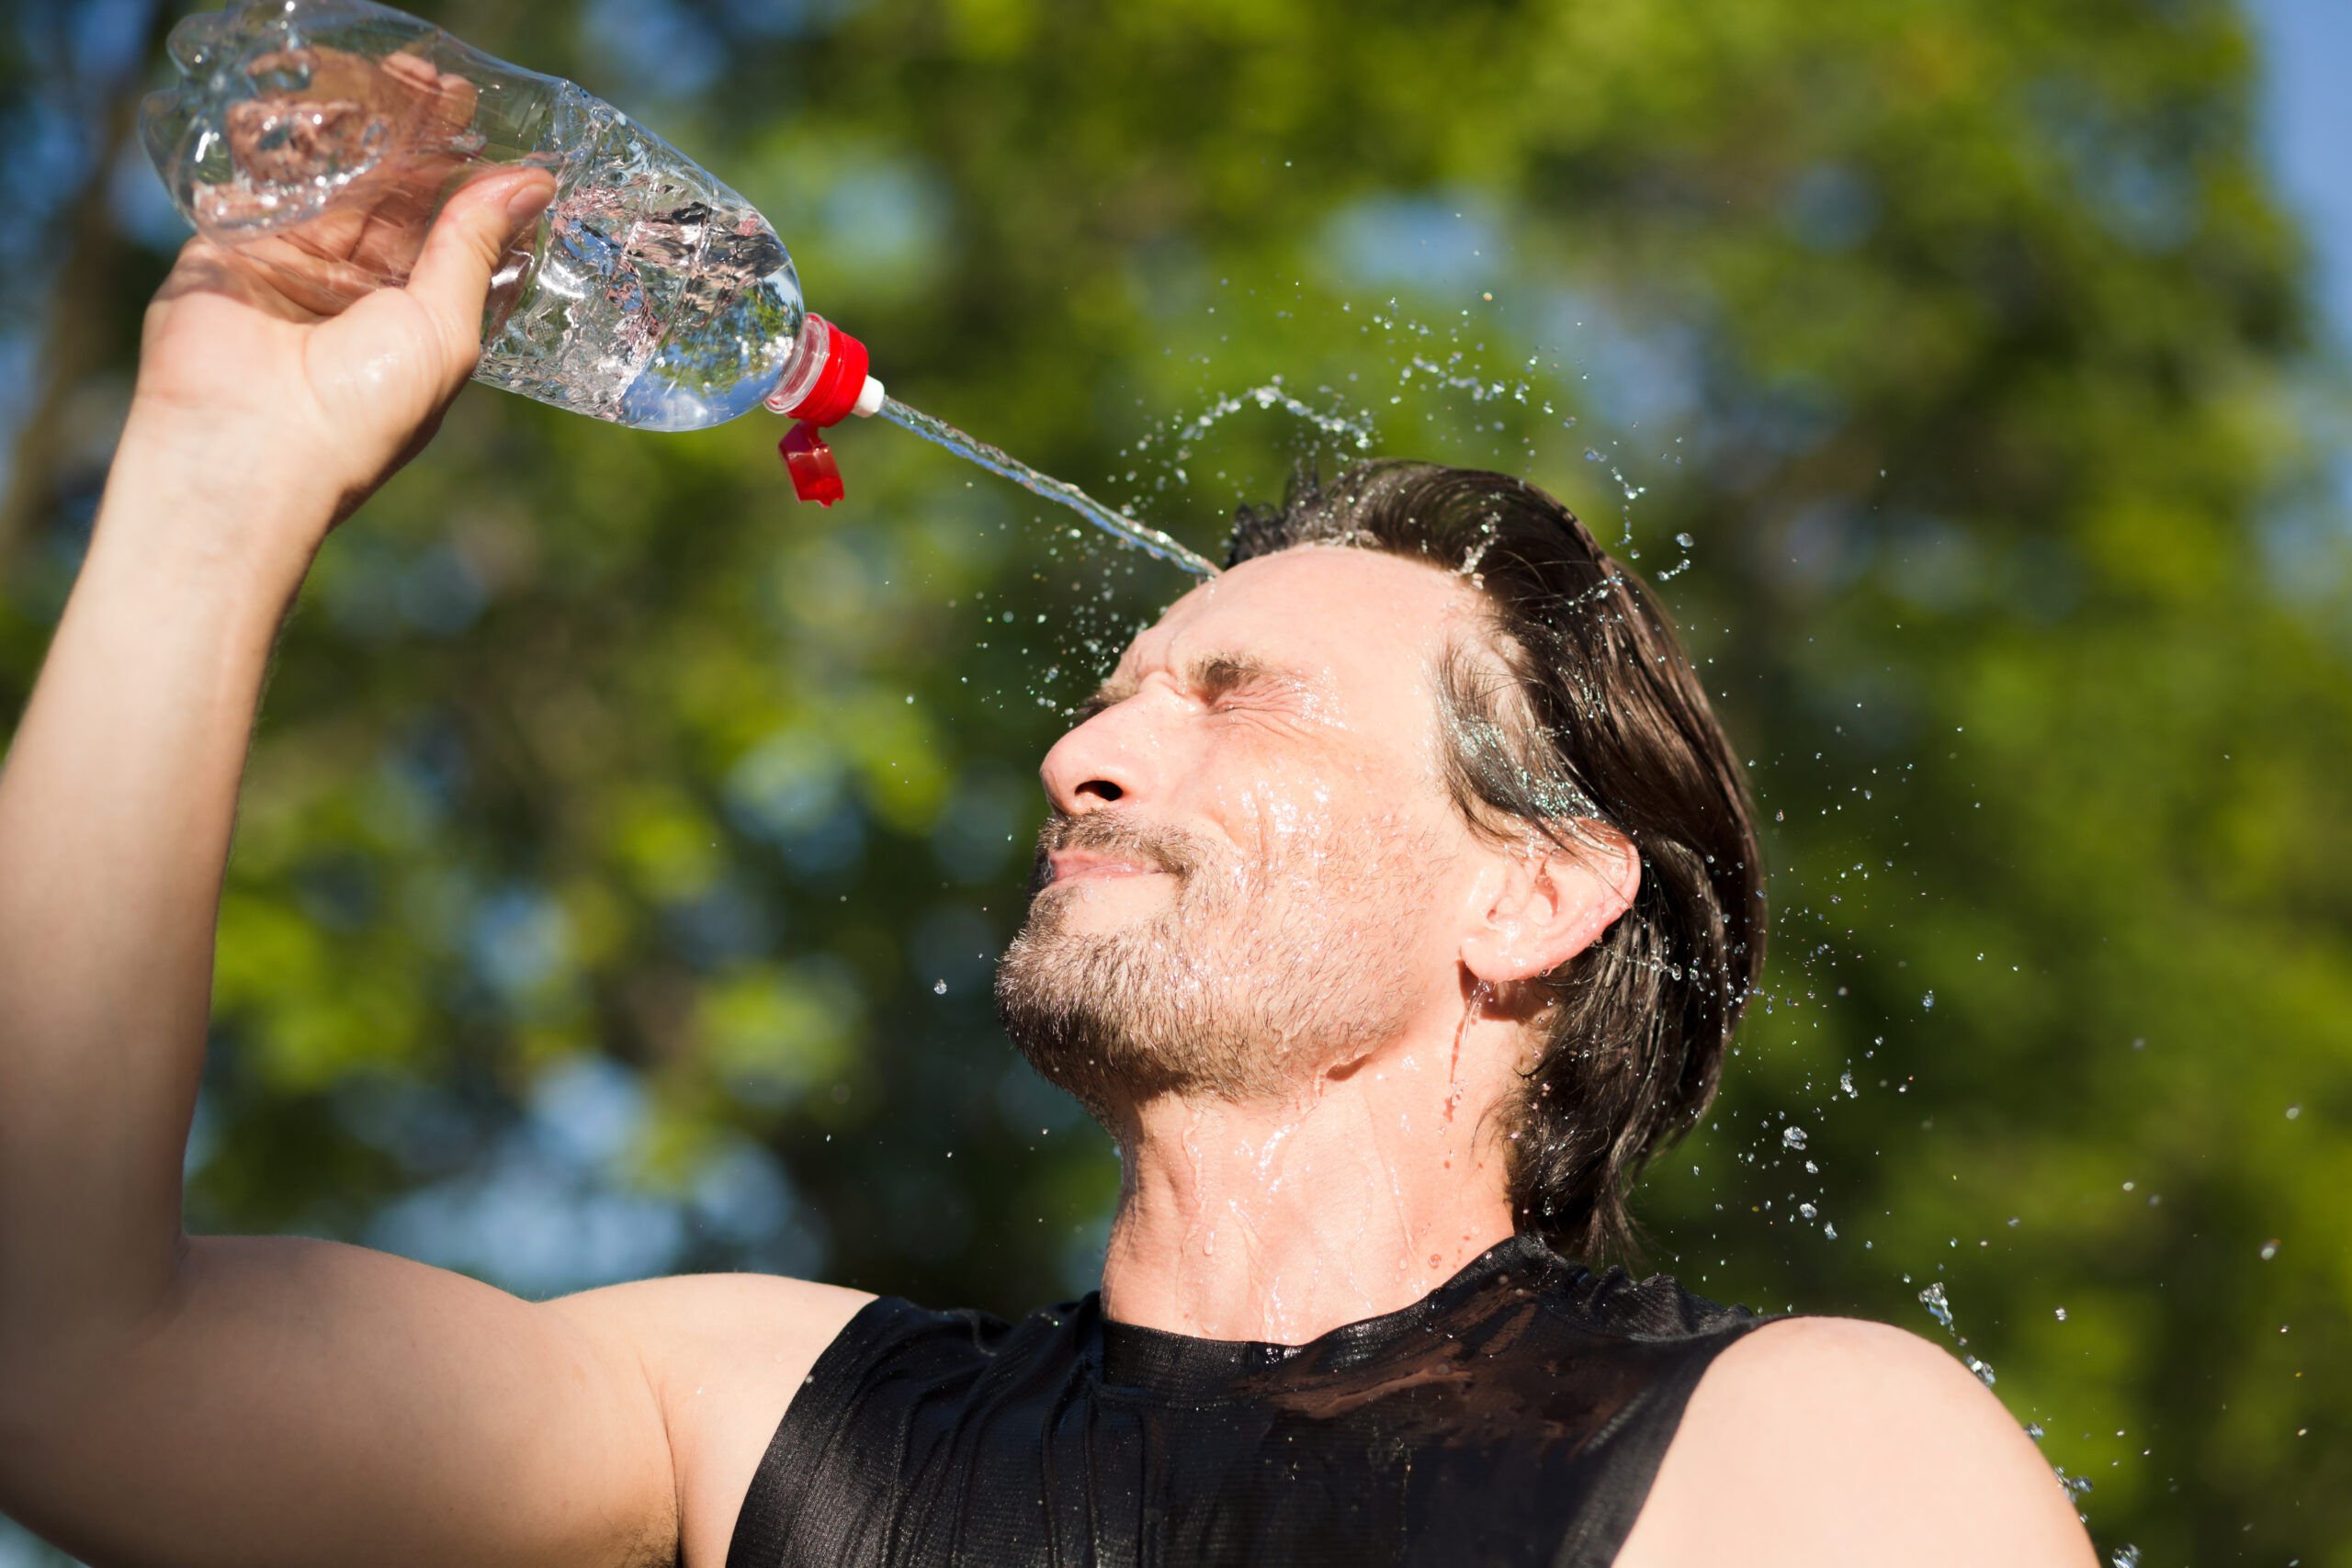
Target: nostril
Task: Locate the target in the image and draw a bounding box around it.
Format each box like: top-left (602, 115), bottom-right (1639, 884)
top-left (1078, 779), bottom-right (1124, 803)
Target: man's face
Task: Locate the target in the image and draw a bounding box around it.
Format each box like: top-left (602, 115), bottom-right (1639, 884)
top-left (996, 546), bottom-right (1493, 1112)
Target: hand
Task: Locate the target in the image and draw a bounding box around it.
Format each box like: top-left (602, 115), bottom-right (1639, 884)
top-left (202, 48), bottom-right (504, 310)
top-left (123, 152), bottom-right (555, 568)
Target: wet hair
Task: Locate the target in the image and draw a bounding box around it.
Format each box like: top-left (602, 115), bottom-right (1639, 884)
top-left (1227, 460), bottom-right (1765, 1263)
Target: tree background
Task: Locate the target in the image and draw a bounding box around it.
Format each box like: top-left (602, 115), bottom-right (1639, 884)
top-left (5, 0), bottom-right (2350, 1561)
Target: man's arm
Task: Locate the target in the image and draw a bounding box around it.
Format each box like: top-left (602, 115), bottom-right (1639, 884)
top-left (1617, 1316), bottom-right (2099, 1567)
top-left (0, 171), bottom-right (862, 1568)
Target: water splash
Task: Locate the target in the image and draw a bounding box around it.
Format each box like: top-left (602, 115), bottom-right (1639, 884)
top-left (1168, 380), bottom-right (1378, 454)
top-left (1919, 1280), bottom-right (1956, 1332)
top-left (1456, 511), bottom-right (1501, 580)
top-left (1113, 379), bottom-right (1379, 514)
top-left (1918, 1281), bottom-right (1997, 1386)
top-left (1581, 446), bottom-right (1647, 550)
top-left (879, 398), bottom-right (1221, 578)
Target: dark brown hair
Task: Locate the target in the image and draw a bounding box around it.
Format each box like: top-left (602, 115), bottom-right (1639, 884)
top-left (1228, 461), bottom-right (1765, 1262)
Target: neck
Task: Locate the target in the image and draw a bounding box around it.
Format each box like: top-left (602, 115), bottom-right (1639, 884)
top-left (1096, 998), bottom-right (1522, 1344)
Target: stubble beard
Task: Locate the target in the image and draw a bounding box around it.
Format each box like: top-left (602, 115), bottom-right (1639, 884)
top-left (994, 808), bottom-right (1429, 1116)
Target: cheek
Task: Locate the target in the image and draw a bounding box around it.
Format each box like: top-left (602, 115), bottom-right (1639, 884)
top-left (1211, 747), bottom-right (1445, 875)
top-left (1193, 747), bottom-right (1334, 850)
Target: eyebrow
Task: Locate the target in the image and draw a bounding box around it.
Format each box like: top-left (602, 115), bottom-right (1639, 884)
top-left (1077, 651), bottom-right (1290, 721)
top-left (1189, 651), bottom-right (1283, 700)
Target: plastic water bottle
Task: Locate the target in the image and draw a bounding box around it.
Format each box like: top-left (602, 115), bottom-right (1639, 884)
top-left (140, 0), bottom-right (882, 450)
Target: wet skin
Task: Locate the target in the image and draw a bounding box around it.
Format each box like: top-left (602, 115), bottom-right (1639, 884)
top-left (1028, 547), bottom-right (1641, 1343)
top-left (0, 185), bottom-right (2096, 1568)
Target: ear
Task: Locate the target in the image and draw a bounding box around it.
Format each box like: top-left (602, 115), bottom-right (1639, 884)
top-left (1458, 824), bottom-right (1640, 985)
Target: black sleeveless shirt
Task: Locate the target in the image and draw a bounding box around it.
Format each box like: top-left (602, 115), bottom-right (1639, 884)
top-left (727, 1235), bottom-right (1758, 1568)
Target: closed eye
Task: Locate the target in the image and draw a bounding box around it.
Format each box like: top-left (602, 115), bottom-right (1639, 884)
top-left (1071, 655), bottom-right (1303, 722)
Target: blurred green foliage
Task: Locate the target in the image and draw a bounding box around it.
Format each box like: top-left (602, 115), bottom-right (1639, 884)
top-left (5, 0), bottom-right (2352, 1562)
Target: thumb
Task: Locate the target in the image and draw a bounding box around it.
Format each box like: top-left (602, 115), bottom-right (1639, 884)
top-left (404, 169), bottom-right (557, 363)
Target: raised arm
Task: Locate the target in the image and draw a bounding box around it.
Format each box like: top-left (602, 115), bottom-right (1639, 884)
top-left (0, 171), bottom-right (860, 1568)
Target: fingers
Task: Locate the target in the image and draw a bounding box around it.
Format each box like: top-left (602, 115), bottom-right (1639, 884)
top-left (150, 235), bottom-right (318, 323)
top-left (402, 168), bottom-right (557, 363)
top-left (377, 50), bottom-right (440, 94)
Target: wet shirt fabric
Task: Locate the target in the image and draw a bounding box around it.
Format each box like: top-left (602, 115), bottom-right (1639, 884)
top-left (726, 1235), bottom-right (1760, 1568)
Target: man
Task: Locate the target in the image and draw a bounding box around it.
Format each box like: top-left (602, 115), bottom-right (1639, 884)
top-left (0, 166), bottom-right (2094, 1567)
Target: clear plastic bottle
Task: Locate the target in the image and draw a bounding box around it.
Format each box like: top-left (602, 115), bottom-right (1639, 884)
top-left (141, 0), bottom-right (880, 434)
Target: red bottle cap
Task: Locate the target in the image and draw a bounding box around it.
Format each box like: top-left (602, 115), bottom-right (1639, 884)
top-left (778, 421), bottom-right (843, 506)
top-left (773, 316), bottom-right (872, 428)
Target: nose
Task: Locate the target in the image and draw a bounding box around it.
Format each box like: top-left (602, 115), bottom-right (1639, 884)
top-left (1039, 701), bottom-right (1152, 817)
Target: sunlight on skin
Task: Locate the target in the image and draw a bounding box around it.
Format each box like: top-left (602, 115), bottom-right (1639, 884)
top-left (1040, 547), bottom-right (1636, 1344)
top-left (1027, 547), bottom-right (2100, 1565)
top-left (0, 92), bottom-right (2100, 1562)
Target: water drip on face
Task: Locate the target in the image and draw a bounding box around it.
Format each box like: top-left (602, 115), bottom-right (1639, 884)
top-left (1443, 979), bottom-right (1493, 1131)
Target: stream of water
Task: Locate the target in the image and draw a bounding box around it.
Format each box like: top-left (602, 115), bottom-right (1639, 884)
top-left (879, 399), bottom-right (1223, 579)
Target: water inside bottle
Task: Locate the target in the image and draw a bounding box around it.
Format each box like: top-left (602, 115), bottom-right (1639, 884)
top-left (143, 3), bottom-right (808, 434)
top-left (146, 1), bottom-right (1210, 554)
top-left (479, 88), bottom-right (807, 431)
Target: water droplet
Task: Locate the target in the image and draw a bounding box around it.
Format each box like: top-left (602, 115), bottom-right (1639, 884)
top-left (2260, 1238), bottom-right (2280, 1260)
top-left (2054, 1306), bottom-right (2068, 1321)
top-left (1918, 1281), bottom-right (1954, 1331)
top-left (2111, 1546), bottom-right (2141, 1568)
top-left (2026, 1422), bottom-right (2044, 1442)
top-left (1921, 990), bottom-right (1935, 1010)
top-left (2286, 1104), bottom-right (2301, 1120)
top-left (933, 979), bottom-right (948, 994)
top-left (1674, 532), bottom-right (1694, 547)
top-left (1838, 1070), bottom-right (1856, 1097)
top-left (1781, 1125), bottom-right (1808, 1150)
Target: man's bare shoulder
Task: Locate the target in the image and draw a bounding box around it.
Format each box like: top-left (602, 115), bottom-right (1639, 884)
top-left (553, 1273), bottom-right (874, 1568)
top-left (1616, 1314), bottom-right (2098, 1568)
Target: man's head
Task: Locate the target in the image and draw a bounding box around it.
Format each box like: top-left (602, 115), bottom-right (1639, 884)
top-left (996, 461), bottom-right (1764, 1260)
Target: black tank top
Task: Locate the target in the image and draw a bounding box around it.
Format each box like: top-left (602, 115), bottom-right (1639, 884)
top-left (727, 1235), bottom-right (1758, 1568)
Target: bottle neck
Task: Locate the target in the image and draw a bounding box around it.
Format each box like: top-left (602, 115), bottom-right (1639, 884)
top-left (766, 315), bottom-right (883, 425)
